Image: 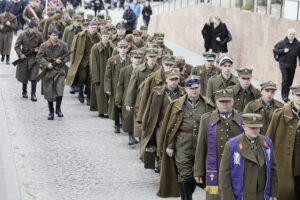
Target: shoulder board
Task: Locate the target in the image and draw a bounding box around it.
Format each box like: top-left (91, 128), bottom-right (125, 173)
top-left (45, 42), bottom-right (51, 47)
top-left (238, 142), bottom-right (243, 150)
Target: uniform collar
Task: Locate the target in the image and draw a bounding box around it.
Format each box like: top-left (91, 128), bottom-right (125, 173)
top-left (210, 109), bottom-right (241, 126)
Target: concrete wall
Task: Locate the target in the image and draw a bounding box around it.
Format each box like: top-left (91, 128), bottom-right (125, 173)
top-left (148, 4), bottom-right (300, 87)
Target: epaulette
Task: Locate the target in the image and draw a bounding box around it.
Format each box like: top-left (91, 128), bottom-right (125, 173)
top-left (45, 42), bottom-right (51, 47)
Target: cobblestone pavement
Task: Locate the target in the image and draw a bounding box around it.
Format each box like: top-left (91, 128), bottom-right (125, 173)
top-left (0, 9), bottom-right (206, 200)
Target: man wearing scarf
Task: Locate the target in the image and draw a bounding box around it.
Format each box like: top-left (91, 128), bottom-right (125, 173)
top-left (243, 81), bottom-right (284, 135)
top-left (157, 75), bottom-right (215, 199)
top-left (219, 113), bottom-right (278, 200)
top-left (194, 88), bottom-right (243, 200)
top-left (267, 85), bottom-right (300, 200)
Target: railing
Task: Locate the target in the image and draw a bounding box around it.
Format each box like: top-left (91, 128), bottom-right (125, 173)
top-left (152, 0), bottom-right (300, 21)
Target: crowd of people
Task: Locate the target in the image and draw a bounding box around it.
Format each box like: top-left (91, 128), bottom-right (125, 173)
top-left (0, 0), bottom-right (300, 199)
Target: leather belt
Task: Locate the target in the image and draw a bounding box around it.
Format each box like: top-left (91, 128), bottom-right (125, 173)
top-left (180, 129), bottom-right (199, 134)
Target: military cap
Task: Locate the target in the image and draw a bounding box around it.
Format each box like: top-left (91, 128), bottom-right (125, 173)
top-left (241, 113), bottom-right (263, 128)
top-left (116, 22), bottom-right (126, 29)
top-left (214, 89), bottom-right (234, 101)
top-left (203, 52), bottom-right (217, 61)
top-left (153, 32), bottom-right (165, 38)
top-left (185, 75), bottom-right (200, 88)
top-left (73, 15), bottom-right (83, 21)
top-left (89, 21), bottom-right (98, 28)
top-left (291, 85), bottom-right (300, 95)
top-left (131, 49), bottom-right (144, 58)
top-left (153, 39), bottom-right (164, 46)
top-left (146, 48), bottom-right (158, 56)
top-left (219, 55), bottom-right (233, 66)
top-left (125, 34), bottom-right (134, 43)
top-left (98, 19), bottom-right (107, 25)
top-left (96, 13), bottom-right (105, 19)
top-left (165, 68), bottom-right (180, 79)
top-left (48, 24), bottom-right (60, 35)
top-left (101, 30), bottom-right (110, 36)
top-left (237, 68), bottom-right (253, 78)
top-left (28, 20), bottom-right (38, 28)
top-left (147, 35), bottom-right (155, 43)
top-left (86, 14), bottom-right (94, 21)
top-left (162, 55), bottom-right (176, 64)
top-left (175, 56), bottom-right (186, 65)
top-left (260, 81), bottom-right (277, 90)
top-left (77, 11), bottom-right (84, 16)
top-left (118, 40), bottom-right (129, 48)
top-left (47, 11), bottom-right (54, 16)
top-left (53, 12), bottom-right (63, 20)
top-left (140, 26), bottom-right (148, 30)
top-left (132, 30), bottom-right (142, 36)
top-left (83, 21), bottom-right (89, 27)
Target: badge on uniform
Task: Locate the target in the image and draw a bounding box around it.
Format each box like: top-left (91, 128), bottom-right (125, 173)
top-left (233, 152), bottom-right (241, 165)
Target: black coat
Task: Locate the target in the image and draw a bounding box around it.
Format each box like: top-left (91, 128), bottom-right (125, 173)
top-left (0, 0), bottom-right (7, 13)
top-left (142, 6), bottom-right (152, 20)
top-left (201, 23), bottom-right (212, 52)
top-left (123, 8), bottom-right (136, 32)
top-left (211, 22), bottom-right (231, 53)
top-left (6, 1), bottom-right (22, 18)
top-left (71, 0), bottom-right (81, 7)
top-left (91, 0), bottom-right (103, 10)
top-left (273, 37), bottom-right (300, 69)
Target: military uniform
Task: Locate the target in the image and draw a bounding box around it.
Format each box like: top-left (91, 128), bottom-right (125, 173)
top-left (22, 4), bottom-right (43, 23)
top-left (266, 85), bottom-right (300, 200)
top-left (89, 39), bottom-right (114, 115)
top-left (42, 13), bottom-right (63, 41)
top-left (244, 81), bottom-right (284, 135)
top-left (36, 27), bottom-right (69, 120)
top-left (194, 89), bottom-right (243, 200)
top-left (62, 20), bottom-right (83, 51)
top-left (157, 76), bottom-right (215, 198)
top-left (174, 57), bottom-right (193, 86)
top-left (66, 25), bottom-right (101, 104)
top-left (0, 11), bottom-right (17, 63)
top-left (219, 114), bottom-right (278, 200)
top-left (15, 23), bottom-right (43, 100)
top-left (125, 50), bottom-right (161, 137)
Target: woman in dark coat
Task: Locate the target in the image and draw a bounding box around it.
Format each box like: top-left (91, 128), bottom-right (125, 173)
top-left (123, 3), bottom-right (136, 34)
top-left (142, 1), bottom-right (152, 26)
top-left (201, 14), bottom-right (214, 52)
top-left (211, 16), bottom-right (231, 54)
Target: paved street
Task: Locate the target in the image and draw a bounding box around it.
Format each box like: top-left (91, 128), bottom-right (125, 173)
top-left (0, 8), bottom-right (206, 200)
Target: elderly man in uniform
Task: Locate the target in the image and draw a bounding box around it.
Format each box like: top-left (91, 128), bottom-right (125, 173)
top-left (157, 75), bottom-right (215, 199)
top-left (0, 7), bottom-right (17, 64)
top-left (141, 68), bottom-right (185, 173)
top-left (115, 50), bottom-right (144, 145)
top-left (104, 40), bottom-right (131, 132)
top-left (89, 30), bottom-right (114, 118)
top-left (191, 52), bottom-right (221, 96)
top-left (244, 81), bottom-right (284, 135)
top-left (125, 48), bottom-right (160, 139)
top-left (15, 20), bottom-right (43, 101)
top-left (36, 26), bottom-right (69, 120)
top-left (112, 22), bottom-right (126, 45)
top-left (229, 68), bottom-right (261, 112)
top-left (219, 113), bottom-right (278, 200)
top-left (66, 21), bottom-right (101, 105)
top-left (137, 55), bottom-right (175, 124)
top-left (267, 85), bottom-right (300, 200)
top-left (194, 88), bottom-right (243, 200)
top-left (206, 56), bottom-right (238, 102)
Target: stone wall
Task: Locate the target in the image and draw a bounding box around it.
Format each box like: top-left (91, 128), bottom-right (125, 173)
top-left (148, 4), bottom-right (300, 87)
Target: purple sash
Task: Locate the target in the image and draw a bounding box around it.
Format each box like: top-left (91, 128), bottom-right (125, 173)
top-left (229, 136), bottom-right (273, 200)
top-left (205, 116), bottom-right (243, 194)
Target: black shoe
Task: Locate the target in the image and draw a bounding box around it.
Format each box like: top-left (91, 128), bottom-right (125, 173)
top-left (178, 182), bottom-right (189, 200)
top-left (128, 132), bottom-right (135, 145)
top-left (55, 96), bottom-right (64, 117)
top-left (1, 55), bottom-right (4, 62)
top-left (283, 97), bottom-right (290, 103)
top-left (86, 97), bottom-right (90, 106)
top-left (55, 110), bottom-right (64, 118)
top-left (6, 55), bottom-right (9, 65)
top-left (114, 125), bottom-right (120, 133)
top-left (22, 83), bottom-right (27, 98)
top-left (98, 113), bottom-right (105, 118)
top-left (74, 86), bottom-right (79, 92)
top-left (103, 114), bottom-right (109, 118)
top-left (70, 86), bottom-right (76, 94)
top-left (31, 84), bottom-right (37, 101)
top-left (78, 87), bottom-right (84, 103)
top-left (48, 113), bottom-right (54, 120)
top-left (22, 92), bottom-right (28, 98)
top-left (154, 164), bottom-right (160, 174)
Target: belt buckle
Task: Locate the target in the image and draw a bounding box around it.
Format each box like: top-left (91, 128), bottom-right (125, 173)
top-left (192, 129), bottom-right (198, 135)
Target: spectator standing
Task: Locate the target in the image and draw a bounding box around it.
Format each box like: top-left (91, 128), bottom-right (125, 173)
top-left (122, 2), bottom-right (135, 34)
top-left (273, 28), bottom-right (300, 103)
top-left (130, 0), bottom-right (140, 29)
top-left (0, 0), bottom-right (7, 13)
top-left (201, 14), bottom-right (214, 52)
top-left (211, 16), bottom-right (231, 57)
top-left (141, 1), bottom-right (151, 27)
top-left (7, 0), bottom-right (23, 33)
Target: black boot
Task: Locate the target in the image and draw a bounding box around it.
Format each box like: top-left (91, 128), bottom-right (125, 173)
top-left (128, 132), bottom-right (136, 145)
top-left (22, 83), bottom-right (28, 98)
top-left (6, 55), bottom-right (10, 64)
top-left (70, 85), bottom-right (76, 94)
top-left (114, 122), bottom-right (120, 133)
top-left (78, 87), bottom-right (84, 103)
top-left (48, 101), bottom-right (54, 120)
top-left (178, 182), bottom-right (189, 200)
top-left (31, 82), bottom-right (37, 101)
top-left (1, 54), bottom-right (4, 62)
top-left (55, 96), bottom-right (64, 118)
top-left (130, 133), bottom-right (138, 144)
top-left (86, 87), bottom-right (90, 106)
top-left (186, 181), bottom-right (196, 200)
top-left (154, 159), bottom-right (161, 174)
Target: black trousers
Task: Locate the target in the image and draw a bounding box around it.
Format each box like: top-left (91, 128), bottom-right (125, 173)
top-left (295, 176), bottom-right (300, 199)
top-left (280, 66), bottom-right (296, 98)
